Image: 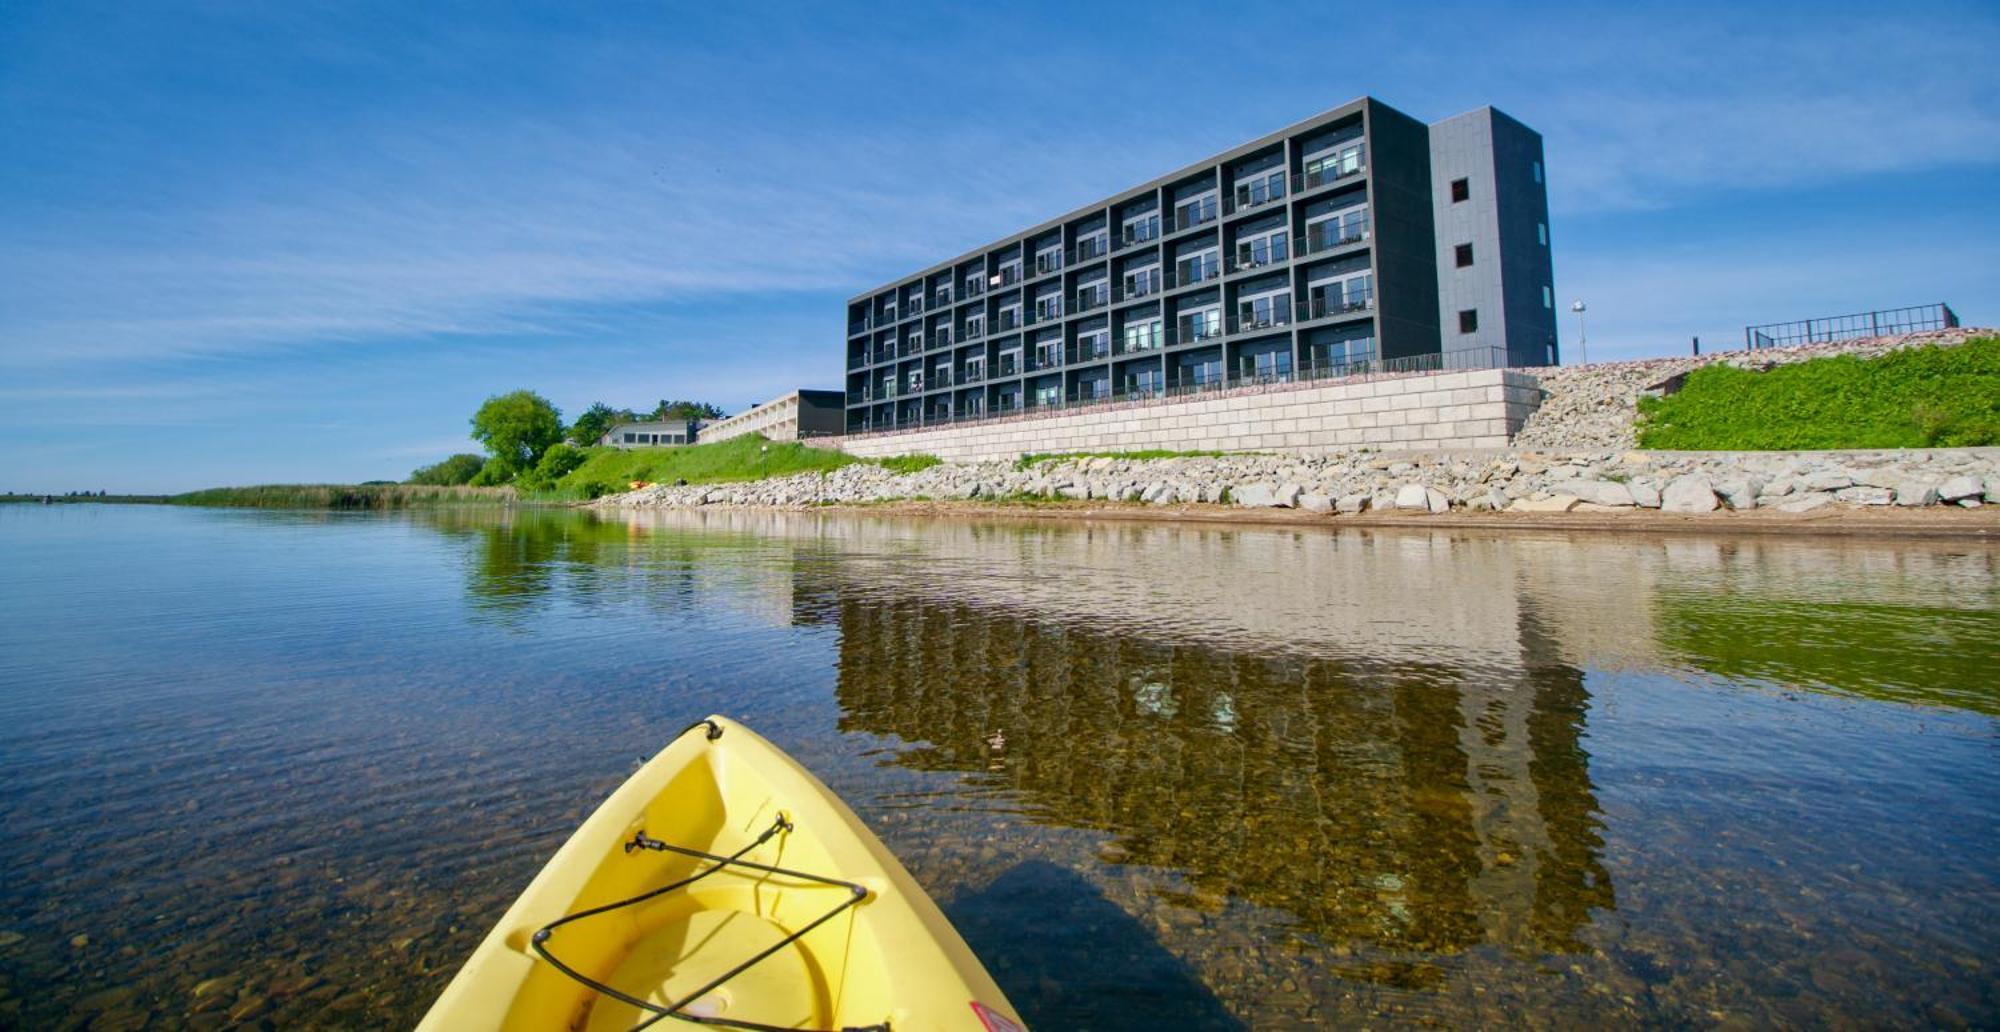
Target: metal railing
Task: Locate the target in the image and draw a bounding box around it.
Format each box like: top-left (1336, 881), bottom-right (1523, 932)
top-left (1070, 237), bottom-right (1108, 264)
top-left (1167, 197), bottom-right (1218, 233)
top-left (1116, 270), bottom-right (1161, 301)
top-left (1032, 252), bottom-right (1063, 278)
top-left (1225, 175), bottom-right (1286, 214)
top-left (1298, 292), bottom-right (1374, 321)
top-left (1226, 238), bottom-right (1289, 273)
top-left (1300, 217), bottom-right (1370, 255)
top-left (1292, 148), bottom-right (1366, 193)
top-left (1227, 304), bottom-right (1293, 335)
top-left (1165, 255), bottom-right (1219, 289)
top-left (1116, 220), bottom-right (1160, 250)
top-left (1073, 288), bottom-right (1107, 313)
top-left (1745, 303), bottom-right (1959, 348)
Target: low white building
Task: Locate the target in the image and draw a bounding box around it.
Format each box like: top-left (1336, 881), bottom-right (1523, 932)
top-left (697, 390), bottom-right (845, 445)
top-left (600, 419), bottom-right (701, 449)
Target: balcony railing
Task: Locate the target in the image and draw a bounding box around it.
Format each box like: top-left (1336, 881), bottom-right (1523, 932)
top-left (1292, 152), bottom-right (1366, 193)
top-left (934, 290), bottom-right (953, 308)
top-left (962, 280), bottom-right (986, 299)
top-left (1070, 237), bottom-right (1108, 264)
top-left (1115, 220), bottom-right (1160, 250)
top-left (1226, 238), bottom-right (1289, 273)
top-left (1300, 217), bottom-right (1371, 255)
top-left (1032, 252), bottom-right (1064, 278)
top-left (1227, 304), bottom-right (1294, 336)
top-left (899, 340), bottom-right (924, 357)
top-left (996, 357), bottom-right (1020, 378)
top-left (1167, 316), bottom-right (1223, 346)
top-left (1029, 301), bottom-right (1063, 324)
top-left (1073, 289), bottom-right (1108, 313)
top-left (1163, 371), bottom-right (1227, 397)
top-left (1067, 338), bottom-right (1112, 365)
top-left (962, 322), bottom-right (986, 340)
top-left (960, 366), bottom-right (985, 385)
top-left (934, 328), bottom-right (953, 348)
top-left (1298, 292), bottom-right (1375, 321)
top-left (848, 318), bottom-right (870, 336)
top-left (1225, 175), bottom-right (1286, 214)
top-left (1115, 328), bottom-right (1163, 355)
top-left (1165, 255), bottom-right (1220, 289)
top-left (1167, 197), bottom-right (1218, 233)
top-left (995, 310), bottom-right (1022, 332)
top-left (1116, 271), bottom-right (1161, 302)
top-left (990, 266), bottom-right (1022, 288)
top-left (847, 352), bottom-right (867, 369)
top-left (930, 370), bottom-right (952, 388)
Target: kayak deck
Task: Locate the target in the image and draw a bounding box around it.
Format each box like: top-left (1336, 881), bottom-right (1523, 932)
top-left (420, 717), bottom-right (1024, 1032)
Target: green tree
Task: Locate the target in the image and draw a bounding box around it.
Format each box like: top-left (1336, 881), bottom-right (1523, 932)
top-left (408, 452), bottom-right (489, 486)
top-left (651, 399), bottom-right (726, 422)
top-left (566, 402), bottom-right (629, 446)
top-left (470, 390), bottom-right (564, 477)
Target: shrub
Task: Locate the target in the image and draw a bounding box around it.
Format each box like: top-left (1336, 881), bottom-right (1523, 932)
top-left (408, 453), bottom-right (488, 486)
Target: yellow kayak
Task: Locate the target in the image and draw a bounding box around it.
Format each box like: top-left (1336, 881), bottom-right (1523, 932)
top-left (421, 716), bottom-right (1024, 1031)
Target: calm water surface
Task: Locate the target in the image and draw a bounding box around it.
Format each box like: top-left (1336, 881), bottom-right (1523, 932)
top-left (0, 504), bottom-right (1995, 1029)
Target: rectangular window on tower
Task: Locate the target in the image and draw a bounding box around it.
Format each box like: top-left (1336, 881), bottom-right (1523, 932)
top-left (1450, 178), bottom-right (1470, 203)
top-left (1454, 243), bottom-right (1474, 267)
top-left (1458, 309), bottom-right (1478, 334)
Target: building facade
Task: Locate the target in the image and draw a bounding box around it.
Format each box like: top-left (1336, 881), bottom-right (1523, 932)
top-left (843, 97), bottom-right (1556, 433)
top-left (699, 389), bottom-right (847, 445)
top-left (600, 419), bottom-right (701, 449)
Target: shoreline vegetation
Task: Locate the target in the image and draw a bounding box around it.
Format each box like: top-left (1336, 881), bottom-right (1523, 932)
top-left (131, 334), bottom-right (2000, 532)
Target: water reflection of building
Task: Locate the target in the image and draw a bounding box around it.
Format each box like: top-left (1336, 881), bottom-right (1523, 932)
top-left (829, 588), bottom-right (1612, 958)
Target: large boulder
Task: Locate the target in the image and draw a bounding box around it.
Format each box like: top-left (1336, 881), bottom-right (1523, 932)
top-left (1713, 476), bottom-right (1763, 510)
top-left (1336, 493), bottom-right (1371, 514)
top-left (1661, 475), bottom-right (1719, 513)
top-left (1568, 479), bottom-right (1636, 507)
top-left (1937, 475), bottom-right (1983, 503)
top-left (1893, 481), bottom-right (1938, 507)
top-left (1394, 483), bottom-right (1431, 510)
top-left (1231, 483), bottom-right (1279, 507)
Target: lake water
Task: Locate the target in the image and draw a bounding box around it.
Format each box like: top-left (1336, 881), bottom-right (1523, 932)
top-left (0, 504), bottom-right (1995, 1029)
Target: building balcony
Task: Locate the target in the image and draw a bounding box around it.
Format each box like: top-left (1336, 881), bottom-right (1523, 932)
top-left (847, 352), bottom-right (867, 370)
top-left (848, 318), bottom-right (871, 337)
top-left (1224, 176), bottom-right (1286, 215)
top-left (1292, 158), bottom-right (1366, 195)
top-left (1069, 238), bottom-right (1108, 264)
top-left (1225, 240), bottom-right (1290, 274)
top-left (1072, 290), bottom-right (1108, 314)
top-left (899, 340), bottom-right (924, 357)
top-left (959, 366), bottom-right (986, 385)
top-left (1032, 252), bottom-right (1064, 279)
top-left (962, 322), bottom-right (986, 341)
top-left (1165, 318), bottom-right (1223, 347)
top-left (991, 266), bottom-right (1022, 289)
top-left (1227, 306), bottom-right (1294, 336)
top-left (1297, 293), bottom-right (1375, 322)
top-left (1299, 218), bottom-right (1371, 256)
top-left (933, 328), bottom-right (953, 348)
top-left (1166, 197), bottom-right (1218, 234)
top-left (1163, 371), bottom-right (1227, 397)
top-left (1114, 272), bottom-right (1161, 302)
top-left (1027, 302), bottom-right (1063, 325)
top-left (1114, 331), bottom-right (1163, 356)
top-left (1114, 222), bottom-right (1160, 251)
top-left (1164, 256), bottom-right (1220, 289)
top-left (1067, 339), bottom-right (1112, 365)
top-left (994, 311), bottom-right (1022, 333)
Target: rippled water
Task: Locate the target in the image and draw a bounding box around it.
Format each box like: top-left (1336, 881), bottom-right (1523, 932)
top-left (0, 504), bottom-right (1995, 1029)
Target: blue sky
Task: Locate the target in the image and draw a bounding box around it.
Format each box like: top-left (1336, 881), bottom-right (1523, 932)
top-left (2, 1), bottom-right (1996, 493)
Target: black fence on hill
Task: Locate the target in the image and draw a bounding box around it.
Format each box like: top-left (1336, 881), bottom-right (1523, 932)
top-left (1745, 303), bottom-right (1959, 349)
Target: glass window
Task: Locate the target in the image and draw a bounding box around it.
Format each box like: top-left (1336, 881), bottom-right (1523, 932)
top-left (1451, 178), bottom-right (1470, 203)
top-left (1458, 309), bottom-right (1478, 334)
top-left (1455, 243), bottom-right (1474, 267)
top-left (1543, 286), bottom-right (1554, 309)
top-left (1538, 222), bottom-right (1548, 246)
top-left (1533, 160), bottom-right (1543, 183)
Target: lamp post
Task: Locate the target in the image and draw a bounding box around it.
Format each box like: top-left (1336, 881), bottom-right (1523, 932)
top-left (1570, 299), bottom-right (1588, 366)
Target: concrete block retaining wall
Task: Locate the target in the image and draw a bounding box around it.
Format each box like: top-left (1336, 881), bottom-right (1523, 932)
top-left (830, 368), bottom-right (1544, 462)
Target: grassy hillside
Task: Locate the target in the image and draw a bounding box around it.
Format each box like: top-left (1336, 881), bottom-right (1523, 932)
top-left (1635, 336), bottom-right (2000, 450)
top-left (553, 436), bottom-right (937, 498)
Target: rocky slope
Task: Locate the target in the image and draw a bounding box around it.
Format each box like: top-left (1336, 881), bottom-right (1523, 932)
top-left (599, 447), bottom-right (1999, 516)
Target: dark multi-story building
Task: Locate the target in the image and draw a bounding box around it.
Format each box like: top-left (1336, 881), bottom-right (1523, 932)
top-left (843, 97), bottom-right (1557, 433)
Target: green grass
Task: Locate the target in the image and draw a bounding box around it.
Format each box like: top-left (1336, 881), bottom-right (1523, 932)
top-left (552, 435), bottom-right (941, 498)
top-left (1014, 449), bottom-right (1240, 470)
top-left (1635, 336), bottom-right (2000, 450)
top-left (171, 484), bottom-right (517, 509)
